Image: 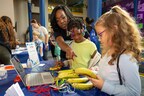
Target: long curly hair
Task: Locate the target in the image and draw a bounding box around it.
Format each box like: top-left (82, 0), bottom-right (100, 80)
top-left (0, 18), bottom-right (9, 43)
top-left (95, 5), bottom-right (142, 65)
top-left (1, 16), bottom-right (16, 49)
top-left (50, 5), bottom-right (73, 32)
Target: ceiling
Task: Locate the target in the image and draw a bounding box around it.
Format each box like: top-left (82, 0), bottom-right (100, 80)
top-left (48, 0), bottom-right (84, 7)
top-left (32, 0), bottom-right (84, 7)
top-left (32, 0), bottom-right (123, 7)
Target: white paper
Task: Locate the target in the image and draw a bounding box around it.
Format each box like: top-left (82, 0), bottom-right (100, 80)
top-left (26, 42), bottom-right (40, 67)
top-left (5, 83), bottom-right (24, 96)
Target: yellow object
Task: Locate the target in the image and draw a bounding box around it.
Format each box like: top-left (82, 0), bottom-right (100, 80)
top-left (71, 82), bottom-right (93, 90)
top-left (67, 77), bottom-right (88, 84)
top-left (74, 68), bottom-right (97, 79)
top-left (49, 66), bottom-right (61, 71)
top-left (57, 72), bottom-right (79, 79)
top-left (70, 39), bottom-right (97, 69)
top-left (58, 69), bottom-right (74, 74)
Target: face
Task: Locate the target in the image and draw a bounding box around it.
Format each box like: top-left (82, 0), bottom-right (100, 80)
top-left (31, 23), bottom-right (39, 29)
top-left (33, 35), bottom-right (38, 40)
top-left (70, 27), bottom-right (84, 43)
top-left (95, 25), bottom-right (110, 49)
top-left (56, 9), bottom-right (68, 30)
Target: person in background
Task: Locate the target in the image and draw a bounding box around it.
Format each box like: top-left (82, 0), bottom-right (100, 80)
top-left (31, 19), bottom-right (49, 48)
top-left (1, 16), bottom-right (17, 49)
top-left (49, 28), bottom-right (57, 59)
top-left (67, 18), bottom-right (101, 69)
top-left (89, 5), bottom-right (142, 96)
top-left (32, 31), bottom-right (43, 57)
top-left (85, 17), bottom-right (95, 35)
top-left (85, 17), bottom-right (101, 53)
top-left (0, 16), bottom-right (17, 64)
top-left (50, 5), bottom-right (76, 61)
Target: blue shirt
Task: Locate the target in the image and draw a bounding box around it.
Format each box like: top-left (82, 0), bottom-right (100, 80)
top-left (98, 53), bottom-right (141, 96)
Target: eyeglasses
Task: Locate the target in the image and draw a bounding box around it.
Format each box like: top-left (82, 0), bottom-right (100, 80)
top-left (98, 30), bottom-right (106, 38)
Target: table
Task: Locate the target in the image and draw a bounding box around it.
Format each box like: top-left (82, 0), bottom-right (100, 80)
top-left (0, 60), bottom-right (109, 96)
top-left (12, 47), bottom-right (43, 63)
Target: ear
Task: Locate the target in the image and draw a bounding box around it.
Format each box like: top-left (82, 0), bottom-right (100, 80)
top-left (80, 28), bottom-right (85, 36)
top-left (80, 28), bottom-right (84, 32)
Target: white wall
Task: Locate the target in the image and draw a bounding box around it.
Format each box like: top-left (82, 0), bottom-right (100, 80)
top-left (14, 0), bottom-right (28, 42)
top-left (0, 0), bottom-right (15, 25)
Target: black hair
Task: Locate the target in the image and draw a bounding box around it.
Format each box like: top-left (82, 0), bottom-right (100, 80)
top-left (85, 17), bottom-right (94, 24)
top-left (67, 18), bottom-right (84, 31)
top-left (50, 5), bottom-right (73, 31)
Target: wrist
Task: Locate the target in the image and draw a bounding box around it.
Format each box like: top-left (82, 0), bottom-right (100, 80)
top-left (45, 43), bottom-right (48, 46)
top-left (65, 47), bottom-right (71, 52)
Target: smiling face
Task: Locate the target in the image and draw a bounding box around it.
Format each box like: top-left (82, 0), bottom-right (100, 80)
top-left (70, 27), bottom-right (84, 43)
top-left (55, 9), bottom-right (68, 30)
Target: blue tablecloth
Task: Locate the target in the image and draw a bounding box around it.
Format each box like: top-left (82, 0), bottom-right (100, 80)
top-left (12, 51), bottom-right (43, 63)
top-left (0, 60), bottom-right (109, 96)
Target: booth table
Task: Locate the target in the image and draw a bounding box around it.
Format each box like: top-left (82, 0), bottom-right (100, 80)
top-left (12, 47), bottom-right (43, 63)
top-left (0, 60), bottom-right (108, 96)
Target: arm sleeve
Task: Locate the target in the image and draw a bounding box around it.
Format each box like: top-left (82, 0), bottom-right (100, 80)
top-left (90, 42), bottom-right (97, 56)
top-left (101, 55), bottom-right (141, 96)
top-left (42, 26), bottom-right (48, 35)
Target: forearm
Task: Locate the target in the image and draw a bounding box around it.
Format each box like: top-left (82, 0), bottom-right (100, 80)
top-left (56, 36), bottom-right (71, 52)
top-left (102, 80), bottom-right (140, 96)
top-left (45, 34), bottom-right (49, 44)
top-left (39, 47), bottom-right (43, 56)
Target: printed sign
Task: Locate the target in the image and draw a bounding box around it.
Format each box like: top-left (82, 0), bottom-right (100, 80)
top-left (26, 42), bottom-right (40, 67)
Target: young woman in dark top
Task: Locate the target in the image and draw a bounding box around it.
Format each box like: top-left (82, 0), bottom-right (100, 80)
top-left (50, 5), bottom-right (76, 60)
top-left (1, 16), bottom-right (17, 49)
top-left (0, 16), bottom-right (16, 64)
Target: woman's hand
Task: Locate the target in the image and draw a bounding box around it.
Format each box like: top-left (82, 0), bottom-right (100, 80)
top-left (88, 75), bottom-right (104, 89)
top-left (66, 47), bottom-right (77, 60)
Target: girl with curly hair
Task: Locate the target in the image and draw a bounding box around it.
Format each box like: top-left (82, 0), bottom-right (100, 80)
top-left (89, 5), bottom-right (142, 96)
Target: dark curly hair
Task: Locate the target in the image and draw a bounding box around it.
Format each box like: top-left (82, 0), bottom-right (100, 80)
top-left (67, 18), bottom-right (84, 31)
top-left (50, 5), bottom-right (73, 32)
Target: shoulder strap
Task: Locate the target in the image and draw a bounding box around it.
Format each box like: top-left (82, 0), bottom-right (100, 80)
top-left (117, 49), bottom-right (126, 85)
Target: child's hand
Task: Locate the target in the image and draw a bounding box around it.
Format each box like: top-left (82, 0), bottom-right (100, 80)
top-left (88, 75), bottom-right (104, 89)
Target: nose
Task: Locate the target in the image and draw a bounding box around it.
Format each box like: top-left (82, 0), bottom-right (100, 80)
top-left (59, 18), bottom-right (64, 24)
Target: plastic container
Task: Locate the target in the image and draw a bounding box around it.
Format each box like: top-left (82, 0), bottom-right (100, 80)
top-left (0, 64), bottom-right (7, 80)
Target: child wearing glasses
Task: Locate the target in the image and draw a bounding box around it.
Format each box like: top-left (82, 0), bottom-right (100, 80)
top-left (67, 18), bottom-right (101, 69)
top-left (89, 5), bottom-right (142, 96)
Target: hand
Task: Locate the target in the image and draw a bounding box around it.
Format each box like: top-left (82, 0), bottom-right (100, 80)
top-left (45, 43), bottom-right (49, 49)
top-left (88, 75), bottom-right (104, 89)
top-left (66, 47), bottom-right (77, 60)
